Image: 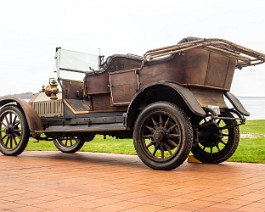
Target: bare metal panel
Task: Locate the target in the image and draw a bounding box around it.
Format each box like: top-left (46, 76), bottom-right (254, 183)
top-left (109, 69), bottom-right (138, 105)
top-left (189, 87), bottom-right (227, 108)
top-left (141, 48), bottom-right (236, 91)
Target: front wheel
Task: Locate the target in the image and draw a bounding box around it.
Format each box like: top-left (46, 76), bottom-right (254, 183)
top-left (0, 105), bottom-right (29, 156)
top-left (133, 102), bottom-right (193, 170)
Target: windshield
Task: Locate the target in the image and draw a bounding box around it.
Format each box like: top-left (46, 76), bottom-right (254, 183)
top-left (55, 48), bottom-right (99, 81)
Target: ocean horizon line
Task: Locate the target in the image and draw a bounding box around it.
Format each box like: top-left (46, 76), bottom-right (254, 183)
top-left (237, 96), bottom-right (265, 99)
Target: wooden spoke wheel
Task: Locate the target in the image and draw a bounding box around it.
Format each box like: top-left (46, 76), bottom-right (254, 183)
top-left (0, 105), bottom-right (29, 156)
top-left (133, 102), bottom-right (193, 170)
top-left (191, 112), bottom-right (239, 163)
top-left (53, 136), bottom-right (85, 153)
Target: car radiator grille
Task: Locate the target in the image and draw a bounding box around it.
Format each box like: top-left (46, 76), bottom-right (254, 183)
top-left (32, 100), bottom-right (63, 117)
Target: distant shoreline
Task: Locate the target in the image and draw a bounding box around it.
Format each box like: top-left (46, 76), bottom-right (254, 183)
top-left (1, 93), bottom-right (264, 119)
top-left (238, 96), bottom-right (265, 99)
top-left (0, 92), bottom-right (33, 99)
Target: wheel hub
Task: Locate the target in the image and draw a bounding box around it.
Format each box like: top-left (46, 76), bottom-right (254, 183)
top-left (4, 125), bottom-right (14, 135)
top-left (153, 128), bottom-right (167, 143)
top-left (200, 123), bottom-right (222, 147)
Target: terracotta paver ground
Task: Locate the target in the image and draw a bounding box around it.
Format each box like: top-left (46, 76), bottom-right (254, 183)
top-left (0, 151), bottom-right (265, 211)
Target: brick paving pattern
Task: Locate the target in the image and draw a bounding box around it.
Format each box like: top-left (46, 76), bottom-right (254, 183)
top-left (0, 151), bottom-right (265, 211)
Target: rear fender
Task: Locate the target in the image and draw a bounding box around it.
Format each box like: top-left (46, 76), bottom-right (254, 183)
top-left (126, 82), bottom-right (206, 128)
top-left (225, 92), bottom-right (250, 116)
top-left (0, 97), bottom-right (43, 136)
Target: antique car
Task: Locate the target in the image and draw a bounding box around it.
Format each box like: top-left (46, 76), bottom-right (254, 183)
top-left (0, 37), bottom-right (264, 170)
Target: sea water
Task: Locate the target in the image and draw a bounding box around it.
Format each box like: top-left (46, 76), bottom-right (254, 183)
top-left (212, 96), bottom-right (264, 120)
top-left (238, 97), bottom-right (265, 120)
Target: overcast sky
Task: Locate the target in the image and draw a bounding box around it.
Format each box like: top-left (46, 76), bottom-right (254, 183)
top-left (0, 0), bottom-right (265, 96)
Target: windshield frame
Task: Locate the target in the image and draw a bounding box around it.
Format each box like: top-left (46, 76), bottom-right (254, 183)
top-left (55, 47), bottom-right (101, 81)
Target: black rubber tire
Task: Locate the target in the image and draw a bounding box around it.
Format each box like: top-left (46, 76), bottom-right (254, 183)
top-left (0, 105), bottom-right (29, 156)
top-left (191, 112), bottom-right (239, 163)
top-left (53, 136), bottom-right (85, 153)
top-left (81, 133), bottom-right (95, 142)
top-left (133, 101), bottom-right (193, 170)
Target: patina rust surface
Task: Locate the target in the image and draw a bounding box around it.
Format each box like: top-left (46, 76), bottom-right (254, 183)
top-left (1, 37), bottom-right (264, 170)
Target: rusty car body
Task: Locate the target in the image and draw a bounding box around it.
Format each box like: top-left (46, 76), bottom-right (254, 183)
top-left (1, 37), bottom-right (264, 170)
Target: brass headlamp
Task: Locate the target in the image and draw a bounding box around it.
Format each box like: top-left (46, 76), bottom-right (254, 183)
top-left (45, 78), bottom-right (59, 100)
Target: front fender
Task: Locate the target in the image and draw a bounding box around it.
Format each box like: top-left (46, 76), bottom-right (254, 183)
top-left (0, 97), bottom-right (43, 135)
top-left (126, 82), bottom-right (206, 128)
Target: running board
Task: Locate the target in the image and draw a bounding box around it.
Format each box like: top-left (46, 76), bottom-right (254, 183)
top-left (36, 123), bottom-right (128, 133)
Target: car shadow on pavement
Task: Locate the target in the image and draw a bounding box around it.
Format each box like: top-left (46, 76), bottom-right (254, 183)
top-left (12, 151), bottom-right (240, 173)
top-left (21, 151), bottom-right (148, 170)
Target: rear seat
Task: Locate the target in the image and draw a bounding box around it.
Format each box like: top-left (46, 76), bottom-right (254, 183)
top-left (84, 54), bottom-right (143, 95)
top-left (86, 54), bottom-right (143, 76)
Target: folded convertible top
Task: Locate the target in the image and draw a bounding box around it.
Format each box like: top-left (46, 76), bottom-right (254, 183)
top-left (144, 37), bottom-right (265, 69)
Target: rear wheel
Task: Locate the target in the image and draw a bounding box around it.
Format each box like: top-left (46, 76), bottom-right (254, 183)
top-left (191, 112), bottom-right (239, 163)
top-left (0, 105), bottom-right (29, 156)
top-left (133, 102), bottom-right (193, 170)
